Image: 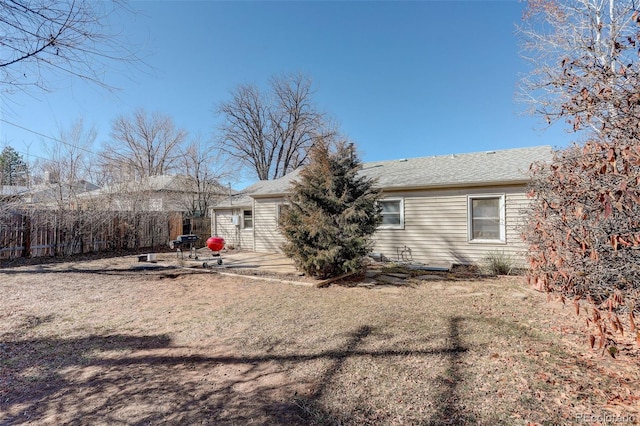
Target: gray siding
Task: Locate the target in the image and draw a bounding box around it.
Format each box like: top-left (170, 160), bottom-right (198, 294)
top-left (373, 185), bottom-right (529, 266)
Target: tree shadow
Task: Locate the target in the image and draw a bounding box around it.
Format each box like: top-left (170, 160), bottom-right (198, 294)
top-left (0, 265), bottom-right (213, 277)
top-left (0, 248), bottom-right (174, 269)
top-left (285, 321), bottom-right (477, 425)
top-left (1, 318), bottom-right (481, 425)
top-left (425, 316), bottom-right (476, 425)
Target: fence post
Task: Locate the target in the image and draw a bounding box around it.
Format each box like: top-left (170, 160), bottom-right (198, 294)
top-left (21, 214), bottom-right (31, 258)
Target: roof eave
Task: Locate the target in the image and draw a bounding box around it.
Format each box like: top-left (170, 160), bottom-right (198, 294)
top-left (250, 192), bottom-right (290, 198)
top-left (377, 179), bottom-right (530, 192)
top-left (211, 203), bottom-right (253, 210)
top-left (243, 179), bottom-right (530, 198)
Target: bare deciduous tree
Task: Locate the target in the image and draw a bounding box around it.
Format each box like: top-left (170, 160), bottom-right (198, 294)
top-left (217, 73), bottom-right (334, 180)
top-left (101, 109), bottom-right (188, 182)
top-left (40, 118), bottom-right (97, 209)
top-left (0, 0), bottom-right (136, 93)
top-left (177, 136), bottom-right (229, 218)
top-left (518, 0), bottom-right (640, 140)
top-left (52, 118), bottom-right (95, 182)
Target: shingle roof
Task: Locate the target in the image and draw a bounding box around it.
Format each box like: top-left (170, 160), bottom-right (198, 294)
top-left (0, 185), bottom-right (29, 196)
top-left (242, 145), bottom-right (552, 197)
top-left (242, 168), bottom-right (304, 197)
top-left (83, 175), bottom-right (224, 197)
top-left (211, 192), bottom-right (254, 208)
top-left (362, 145), bottom-right (552, 189)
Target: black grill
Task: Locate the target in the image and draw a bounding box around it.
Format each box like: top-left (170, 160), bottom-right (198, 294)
top-left (175, 234), bottom-right (199, 245)
top-left (169, 234), bottom-right (199, 259)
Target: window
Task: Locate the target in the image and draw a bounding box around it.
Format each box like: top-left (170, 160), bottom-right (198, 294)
top-left (378, 199), bottom-right (404, 229)
top-left (468, 195), bottom-right (505, 242)
top-left (243, 210), bottom-right (253, 229)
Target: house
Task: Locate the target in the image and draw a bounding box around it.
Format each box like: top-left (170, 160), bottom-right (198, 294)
top-left (79, 175), bottom-right (221, 214)
top-left (210, 145), bottom-right (553, 266)
top-left (79, 174), bottom-right (227, 241)
top-left (1, 181), bottom-right (100, 210)
top-left (22, 180), bottom-right (100, 209)
top-left (0, 185), bottom-right (29, 203)
top-left (209, 191), bottom-right (256, 249)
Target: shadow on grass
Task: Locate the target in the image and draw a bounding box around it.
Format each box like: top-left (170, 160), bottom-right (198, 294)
top-left (426, 316), bottom-right (476, 425)
top-left (0, 330), bottom-right (308, 425)
top-left (0, 265), bottom-right (216, 277)
top-left (0, 248), bottom-right (176, 269)
top-left (293, 321), bottom-right (479, 425)
top-left (1, 317), bottom-right (487, 425)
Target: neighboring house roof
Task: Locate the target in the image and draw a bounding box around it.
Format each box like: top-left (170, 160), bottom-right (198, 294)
top-left (78, 174), bottom-right (227, 213)
top-left (238, 145), bottom-right (553, 198)
top-left (25, 181), bottom-right (100, 205)
top-left (1, 182), bottom-right (99, 206)
top-left (0, 185), bottom-right (29, 197)
top-left (83, 175), bottom-right (194, 196)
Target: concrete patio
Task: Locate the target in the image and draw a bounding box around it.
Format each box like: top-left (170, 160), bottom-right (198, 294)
top-left (182, 248), bottom-right (300, 275)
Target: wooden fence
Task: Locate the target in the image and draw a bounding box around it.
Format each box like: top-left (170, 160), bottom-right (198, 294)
top-left (0, 210), bottom-right (184, 260)
top-left (181, 216), bottom-right (211, 247)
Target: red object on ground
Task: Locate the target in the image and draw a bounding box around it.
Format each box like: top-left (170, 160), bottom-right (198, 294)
top-left (206, 236), bottom-right (225, 252)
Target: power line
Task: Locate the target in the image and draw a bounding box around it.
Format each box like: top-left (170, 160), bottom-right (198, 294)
top-left (0, 117), bottom-right (98, 156)
top-left (5, 147), bottom-right (49, 163)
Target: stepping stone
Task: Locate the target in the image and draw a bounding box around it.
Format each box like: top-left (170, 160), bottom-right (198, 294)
top-left (377, 275), bottom-right (407, 285)
top-left (407, 263), bottom-right (453, 272)
top-left (385, 272), bottom-right (410, 279)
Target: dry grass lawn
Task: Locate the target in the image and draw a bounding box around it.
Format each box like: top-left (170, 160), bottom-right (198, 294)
top-left (1, 255), bottom-right (639, 425)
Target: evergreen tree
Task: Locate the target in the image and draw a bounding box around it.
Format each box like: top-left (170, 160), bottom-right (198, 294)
top-left (280, 140), bottom-right (381, 278)
top-left (0, 146), bottom-right (28, 185)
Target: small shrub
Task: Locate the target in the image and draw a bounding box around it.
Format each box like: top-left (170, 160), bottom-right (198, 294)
top-left (481, 250), bottom-right (515, 276)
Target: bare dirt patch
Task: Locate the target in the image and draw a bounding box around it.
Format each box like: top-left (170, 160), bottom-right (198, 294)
top-left (1, 255), bottom-right (639, 425)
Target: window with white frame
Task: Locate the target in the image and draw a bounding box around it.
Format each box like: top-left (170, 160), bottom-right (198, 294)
top-left (468, 195), bottom-right (505, 242)
top-left (378, 198), bottom-right (404, 229)
top-left (243, 209), bottom-right (253, 229)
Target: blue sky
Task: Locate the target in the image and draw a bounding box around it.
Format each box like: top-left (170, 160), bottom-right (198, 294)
top-left (0, 0), bottom-right (574, 187)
